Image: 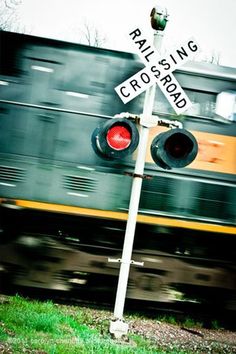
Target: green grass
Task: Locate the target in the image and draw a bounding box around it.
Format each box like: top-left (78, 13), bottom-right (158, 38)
top-left (155, 314), bottom-right (203, 329)
top-left (0, 294), bottom-right (192, 353)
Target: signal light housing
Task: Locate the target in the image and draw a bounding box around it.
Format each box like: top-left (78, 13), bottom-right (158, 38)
top-left (150, 6), bottom-right (168, 31)
top-left (150, 128), bottom-right (198, 169)
top-left (91, 118), bottom-right (139, 159)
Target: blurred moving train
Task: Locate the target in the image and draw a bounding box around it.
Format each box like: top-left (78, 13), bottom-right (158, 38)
top-left (0, 31), bottom-right (236, 309)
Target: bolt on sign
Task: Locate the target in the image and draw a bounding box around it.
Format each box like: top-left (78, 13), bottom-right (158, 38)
top-left (115, 28), bottom-right (201, 115)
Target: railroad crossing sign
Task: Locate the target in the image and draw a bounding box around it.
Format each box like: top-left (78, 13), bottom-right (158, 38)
top-left (110, 9), bottom-right (200, 337)
top-left (115, 27), bottom-right (200, 115)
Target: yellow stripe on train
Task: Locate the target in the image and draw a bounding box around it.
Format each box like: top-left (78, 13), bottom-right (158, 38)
top-left (1, 198), bottom-right (235, 235)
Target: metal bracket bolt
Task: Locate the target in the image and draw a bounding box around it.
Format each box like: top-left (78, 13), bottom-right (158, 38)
top-left (108, 258), bottom-right (144, 266)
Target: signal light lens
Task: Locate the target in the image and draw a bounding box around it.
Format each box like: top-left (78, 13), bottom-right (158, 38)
top-left (151, 128), bottom-right (198, 169)
top-left (106, 125), bottom-right (131, 150)
top-left (164, 133), bottom-right (193, 159)
top-left (91, 118), bottom-right (139, 159)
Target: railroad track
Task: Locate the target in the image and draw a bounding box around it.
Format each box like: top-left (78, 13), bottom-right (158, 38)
top-left (1, 283), bottom-right (235, 330)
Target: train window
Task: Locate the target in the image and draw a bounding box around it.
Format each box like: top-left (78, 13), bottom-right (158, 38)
top-left (65, 91), bottom-right (89, 99)
top-left (215, 91), bottom-right (236, 122)
top-left (31, 65), bottom-right (54, 73)
top-left (153, 86), bottom-right (236, 122)
top-left (153, 87), bottom-right (218, 119)
top-left (184, 90), bottom-right (216, 118)
top-left (0, 80), bottom-right (9, 86)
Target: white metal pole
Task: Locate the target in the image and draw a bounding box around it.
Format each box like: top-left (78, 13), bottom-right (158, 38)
top-left (112, 30), bottom-right (164, 322)
top-left (113, 124), bottom-right (149, 319)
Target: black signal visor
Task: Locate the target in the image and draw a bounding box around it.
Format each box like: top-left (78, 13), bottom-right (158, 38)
top-left (151, 128), bottom-right (198, 169)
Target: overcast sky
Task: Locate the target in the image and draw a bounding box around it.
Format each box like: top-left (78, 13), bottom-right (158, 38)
top-left (17, 0), bottom-right (236, 68)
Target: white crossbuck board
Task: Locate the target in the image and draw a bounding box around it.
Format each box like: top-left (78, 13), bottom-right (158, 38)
top-left (115, 28), bottom-right (200, 115)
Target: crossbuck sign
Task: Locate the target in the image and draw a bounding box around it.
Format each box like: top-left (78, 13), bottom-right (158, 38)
top-left (115, 28), bottom-right (200, 115)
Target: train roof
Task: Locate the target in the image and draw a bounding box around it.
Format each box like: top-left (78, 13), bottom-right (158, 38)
top-left (179, 61), bottom-right (236, 82)
top-left (1, 30), bottom-right (236, 81)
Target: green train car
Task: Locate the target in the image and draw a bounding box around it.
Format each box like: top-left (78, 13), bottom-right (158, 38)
top-left (0, 31), bottom-right (236, 309)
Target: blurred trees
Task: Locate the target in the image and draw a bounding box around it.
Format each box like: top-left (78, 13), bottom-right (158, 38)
top-left (0, 1), bottom-right (106, 47)
top-left (0, 0), bottom-right (24, 31)
top-left (69, 20), bottom-right (107, 47)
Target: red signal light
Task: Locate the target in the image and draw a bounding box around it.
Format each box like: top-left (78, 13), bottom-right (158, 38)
top-left (91, 118), bottom-right (139, 159)
top-left (106, 125), bottom-right (131, 150)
